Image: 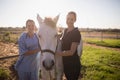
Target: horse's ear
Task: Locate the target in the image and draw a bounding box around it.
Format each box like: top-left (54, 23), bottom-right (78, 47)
top-left (53, 14), bottom-right (60, 24)
top-left (37, 14), bottom-right (43, 26)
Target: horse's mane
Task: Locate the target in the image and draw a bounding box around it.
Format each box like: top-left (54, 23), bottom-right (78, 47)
top-left (44, 17), bottom-right (56, 28)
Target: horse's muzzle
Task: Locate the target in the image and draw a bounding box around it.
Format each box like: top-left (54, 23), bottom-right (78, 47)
top-left (43, 60), bottom-right (55, 70)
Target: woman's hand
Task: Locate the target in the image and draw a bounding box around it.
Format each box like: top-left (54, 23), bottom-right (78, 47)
top-left (24, 48), bottom-right (41, 56)
top-left (36, 48), bottom-right (41, 53)
top-left (56, 51), bottom-right (62, 56)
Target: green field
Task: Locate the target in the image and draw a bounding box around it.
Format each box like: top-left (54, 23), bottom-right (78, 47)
top-left (84, 38), bottom-right (120, 48)
top-left (81, 44), bottom-right (120, 80)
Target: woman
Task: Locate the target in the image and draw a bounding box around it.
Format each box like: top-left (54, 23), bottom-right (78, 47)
top-left (15, 19), bottom-right (40, 80)
top-left (58, 11), bottom-right (81, 80)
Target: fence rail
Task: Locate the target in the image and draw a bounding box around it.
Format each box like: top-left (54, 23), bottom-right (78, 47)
top-left (0, 55), bottom-right (19, 60)
top-left (81, 31), bottom-right (120, 39)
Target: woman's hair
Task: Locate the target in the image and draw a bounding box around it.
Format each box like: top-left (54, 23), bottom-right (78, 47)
top-left (67, 11), bottom-right (77, 21)
top-left (26, 19), bottom-right (35, 27)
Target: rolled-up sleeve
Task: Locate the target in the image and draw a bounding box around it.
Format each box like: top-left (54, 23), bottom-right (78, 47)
top-left (18, 33), bottom-right (28, 55)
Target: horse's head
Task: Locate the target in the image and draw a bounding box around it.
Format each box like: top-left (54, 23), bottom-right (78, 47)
top-left (37, 14), bottom-right (59, 70)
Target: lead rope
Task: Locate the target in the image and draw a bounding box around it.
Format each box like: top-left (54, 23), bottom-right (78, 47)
top-left (35, 33), bottom-right (43, 79)
top-left (54, 37), bottom-right (59, 80)
top-left (49, 71), bottom-right (52, 80)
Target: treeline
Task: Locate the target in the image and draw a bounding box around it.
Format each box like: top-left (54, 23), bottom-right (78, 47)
top-left (0, 27), bottom-right (120, 33)
top-left (0, 27), bottom-right (25, 31)
top-left (0, 27), bottom-right (25, 34)
top-left (79, 28), bottom-right (120, 32)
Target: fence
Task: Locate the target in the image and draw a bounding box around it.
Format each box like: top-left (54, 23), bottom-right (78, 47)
top-left (81, 31), bottom-right (120, 40)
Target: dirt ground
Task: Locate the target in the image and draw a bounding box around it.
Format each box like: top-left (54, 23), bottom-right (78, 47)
top-left (0, 42), bottom-right (18, 80)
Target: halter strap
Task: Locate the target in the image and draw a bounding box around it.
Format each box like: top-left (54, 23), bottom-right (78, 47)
top-left (36, 33), bottom-right (58, 56)
top-left (41, 49), bottom-right (55, 55)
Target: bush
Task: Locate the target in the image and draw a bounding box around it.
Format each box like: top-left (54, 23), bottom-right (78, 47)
top-left (0, 68), bottom-right (10, 80)
top-left (2, 32), bottom-right (10, 42)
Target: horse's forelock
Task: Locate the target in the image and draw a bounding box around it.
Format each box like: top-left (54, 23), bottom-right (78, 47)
top-left (44, 17), bottom-right (56, 28)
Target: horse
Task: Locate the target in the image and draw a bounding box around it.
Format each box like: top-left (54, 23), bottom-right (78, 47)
top-left (37, 14), bottom-right (83, 80)
top-left (37, 14), bottom-right (63, 80)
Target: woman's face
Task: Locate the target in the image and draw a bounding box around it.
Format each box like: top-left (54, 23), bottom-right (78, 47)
top-left (26, 21), bottom-right (35, 33)
top-left (66, 13), bottom-right (76, 27)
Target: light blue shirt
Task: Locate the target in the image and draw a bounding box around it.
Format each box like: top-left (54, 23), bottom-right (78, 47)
top-left (15, 32), bottom-right (40, 72)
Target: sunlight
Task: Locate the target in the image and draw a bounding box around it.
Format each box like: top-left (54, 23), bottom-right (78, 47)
top-left (0, 0), bottom-right (120, 29)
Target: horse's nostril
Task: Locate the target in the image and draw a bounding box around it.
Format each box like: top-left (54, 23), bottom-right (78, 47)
top-left (42, 61), bottom-right (45, 68)
top-left (51, 60), bottom-right (54, 66)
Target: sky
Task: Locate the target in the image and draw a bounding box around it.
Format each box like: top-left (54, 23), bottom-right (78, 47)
top-left (0, 0), bottom-right (120, 29)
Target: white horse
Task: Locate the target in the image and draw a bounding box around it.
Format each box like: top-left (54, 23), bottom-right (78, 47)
top-left (37, 14), bottom-right (63, 80)
top-left (37, 14), bottom-right (83, 80)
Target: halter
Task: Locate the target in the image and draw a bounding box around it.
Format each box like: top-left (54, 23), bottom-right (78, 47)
top-left (41, 49), bottom-right (55, 55)
top-left (36, 32), bottom-right (58, 56)
top-left (37, 34), bottom-right (58, 80)
top-left (39, 39), bottom-right (58, 56)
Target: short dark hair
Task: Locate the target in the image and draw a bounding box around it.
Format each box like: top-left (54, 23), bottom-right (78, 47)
top-left (67, 11), bottom-right (77, 21)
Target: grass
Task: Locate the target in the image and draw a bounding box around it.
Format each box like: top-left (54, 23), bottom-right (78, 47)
top-left (81, 44), bottom-right (120, 80)
top-left (0, 68), bottom-right (10, 80)
top-left (84, 38), bottom-right (120, 48)
top-left (9, 34), bottom-right (20, 43)
top-left (0, 33), bottom-right (20, 43)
